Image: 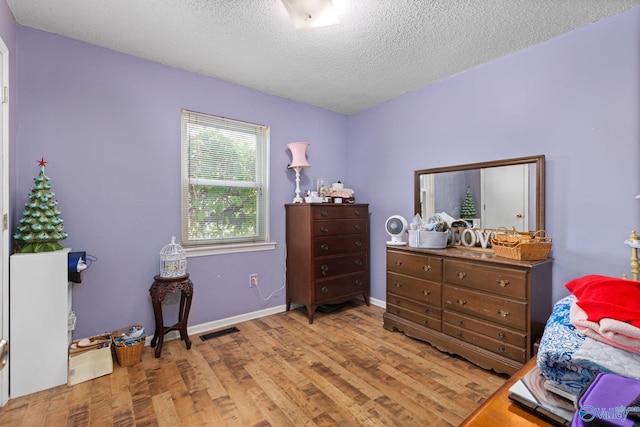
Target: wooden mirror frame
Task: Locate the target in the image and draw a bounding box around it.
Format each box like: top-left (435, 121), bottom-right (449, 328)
top-left (414, 155), bottom-right (545, 231)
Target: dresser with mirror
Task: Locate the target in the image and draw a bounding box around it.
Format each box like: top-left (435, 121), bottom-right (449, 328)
top-left (383, 155), bottom-right (552, 375)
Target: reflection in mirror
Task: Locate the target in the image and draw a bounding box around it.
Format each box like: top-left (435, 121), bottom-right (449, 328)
top-left (415, 155), bottom-right (545, 232)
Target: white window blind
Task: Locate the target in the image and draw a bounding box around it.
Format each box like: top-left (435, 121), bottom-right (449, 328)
top-left (181, 110), bottom-right (270, 249)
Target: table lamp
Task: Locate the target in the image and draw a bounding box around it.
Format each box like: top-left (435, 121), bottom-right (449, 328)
top-left (287, 142), bottom-right (310, 203)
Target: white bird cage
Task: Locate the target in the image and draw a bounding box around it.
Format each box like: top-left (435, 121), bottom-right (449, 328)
top-left (159, 236), bottom-right (187, 278)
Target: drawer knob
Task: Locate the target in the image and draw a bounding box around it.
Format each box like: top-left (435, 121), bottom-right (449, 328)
top-left (424, 308), bottom-right (430, 313)
top-left (395, 309), bottom-right (400, 315)
top-left (423, 320), bottom-right (429, 326)
top-left (422, 289), bottom-right (431, 296)
top-left (457, 332), bottom-right (463, 338)
top-left (496, 279), bottom-right (510, 287)
top-left (498, 332), bottom-right (505, 339)
top-left (321, 286), bottom-right (329, 294)
top-left (394, 260), bottom-right (403, 266)
top-left (354, 241), bottom-right (363, 248)
top-left (456, 298), bottom-right (467, 306)
top-left (496, 309), bottom-right (510, 318)
top-left (355, 279), bottom-right (363, 286)
top-left (321, 244), bottom-right (329, 251)
top-left (395, 282), bottom-right (402, 288)
top-left (320, 226), bottom-right (329, 233)
top-left (321, 210), bottom-right (329, 217)
top-left (457, 319), bottom-right (463, 325)
top-left (354, 210), bottom-right (362, 217)
top-left (498, 346), bottom-right (506, 353)
top-left (456, 271), bottom-right (467, 279)
top-left (355, 259), bottom-right (363, 267)
top-left (422, 265), bottom-right (431, 272)
top-left (321, 265), bottom-right (329, 275)
top-left (354, 224), bottom-right (361, 231)
top-left (395, 299), bottom-right (401, 304)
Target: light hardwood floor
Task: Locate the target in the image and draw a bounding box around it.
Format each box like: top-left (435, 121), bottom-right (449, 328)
top-left (0, 303), bottom-right (507, 426)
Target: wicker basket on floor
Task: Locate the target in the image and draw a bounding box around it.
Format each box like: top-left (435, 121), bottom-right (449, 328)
top-left (112, 325), bottom-right (145, 367)
top-left (491, 230), bottom-right (552, 261)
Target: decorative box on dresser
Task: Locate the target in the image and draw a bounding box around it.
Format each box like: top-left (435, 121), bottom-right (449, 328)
top-left (383, 245), bottom-right (552, 375)
top-left (285, 203), bottom-right (370, 323)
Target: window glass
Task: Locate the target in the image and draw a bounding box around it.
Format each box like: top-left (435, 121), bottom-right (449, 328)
top-left (181, 110), bottom-right (270, 250)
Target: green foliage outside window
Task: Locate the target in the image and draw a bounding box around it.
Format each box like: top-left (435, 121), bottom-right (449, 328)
top-left (185, 121), bottom-right (262, 243)
top-left (188, 185), bottom-right (257, 240)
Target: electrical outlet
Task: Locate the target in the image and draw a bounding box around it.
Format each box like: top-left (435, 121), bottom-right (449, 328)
top-left (249, 274), bottom-right (258, 287)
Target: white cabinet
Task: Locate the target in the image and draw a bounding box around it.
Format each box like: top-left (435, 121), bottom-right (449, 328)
top-left (9, 248), bottom-right (70, 398)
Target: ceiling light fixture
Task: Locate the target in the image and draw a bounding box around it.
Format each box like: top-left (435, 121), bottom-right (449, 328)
top-left (281, 0), bottom-right (339, 29)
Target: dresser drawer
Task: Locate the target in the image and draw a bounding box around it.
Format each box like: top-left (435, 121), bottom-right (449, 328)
top-left (312, 205), bottom-right (368, 220)
top-left (313, 235), bottom-right (368, 256)
top-left (443, 285), bottom-right (527, 330)
top-left (314, 253), bottom-right (367, 278)
top-left (443, 323), bottom-right (526, 363)
top-left (387, 293), bottom-right (442, 320)
top-left (444, 260), bottom-right (527, 299)
top-left (313, 219), bottom-right (368, 237)
top-left (443, 310), bottom-right (526, 348)
top-left (387, 251), bottom-right (442, 282)
top-left (387, 299), bottom-right (442, 331)
top-left (386, 272), bottom-right (441, 306)
top-left (314, 273), bottom-right (367, 302)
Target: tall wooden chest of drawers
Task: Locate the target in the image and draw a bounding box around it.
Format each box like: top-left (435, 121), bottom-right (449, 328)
top-left (285, 203), bottom-right (370, 323)
top-left (383, 245), bottom-right (552, 375)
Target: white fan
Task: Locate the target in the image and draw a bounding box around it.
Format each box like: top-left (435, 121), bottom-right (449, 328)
top-left (385, 215), bottom-right (408, 245)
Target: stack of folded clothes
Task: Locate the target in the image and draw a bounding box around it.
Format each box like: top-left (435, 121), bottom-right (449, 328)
top-left (536, 275), bottom-right (640, 401)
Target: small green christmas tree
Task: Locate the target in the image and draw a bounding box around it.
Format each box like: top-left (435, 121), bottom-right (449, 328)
top-left (461, 187), bottom-right (476, 219)
top-left (14, 158), bottom-right (68, 253)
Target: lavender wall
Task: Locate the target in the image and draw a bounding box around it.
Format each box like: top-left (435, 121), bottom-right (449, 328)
top-left (11, 7), bottom-right (640, 338)
top-left (14, 26), bottom-right (348, 338)
top-left (347, 7), bottom-right (640, 304)
top-left (433, 170), bottom-right (480, 219)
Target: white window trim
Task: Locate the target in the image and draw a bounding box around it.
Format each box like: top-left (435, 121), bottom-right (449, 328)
top-left (184, 241), bottom-right (277, 258)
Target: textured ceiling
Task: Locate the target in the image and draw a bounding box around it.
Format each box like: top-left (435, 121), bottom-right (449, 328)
top-left (7, 0), bottom-right (640, 114)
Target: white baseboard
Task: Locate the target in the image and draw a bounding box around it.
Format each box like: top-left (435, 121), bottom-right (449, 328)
top-left (146, 304), bottom-right (288, 345)
top-left (370, 296), bottom-right (385, 309)
top-left (150, 297), bottom-right (386, 345)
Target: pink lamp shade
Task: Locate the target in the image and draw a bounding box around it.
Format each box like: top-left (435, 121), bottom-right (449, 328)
top-left (287, 142), bottom-right (311, 168)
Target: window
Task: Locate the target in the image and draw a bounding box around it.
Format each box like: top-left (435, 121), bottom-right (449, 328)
top-left (181, 110), bottom-right (273, 256)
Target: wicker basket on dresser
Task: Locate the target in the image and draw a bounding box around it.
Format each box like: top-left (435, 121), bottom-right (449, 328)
top-left (383, 245), bottom-right (552, 375)
top-left (285, 203), bottom-right (370, 323)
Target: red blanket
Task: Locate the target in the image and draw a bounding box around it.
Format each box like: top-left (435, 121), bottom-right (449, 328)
top-left (565, 275), bottom-right (640, 327)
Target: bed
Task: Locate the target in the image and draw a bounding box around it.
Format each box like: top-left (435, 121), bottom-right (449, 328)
top-left (536, 230), bottom-right (640, 399)
top-left (536, 294), bottom-right (640, 397)
top-left (536, 232), bottom-right (640, 397)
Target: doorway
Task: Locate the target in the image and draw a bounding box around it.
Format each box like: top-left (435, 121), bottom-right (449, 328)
top-left (481, 164), bottom-right (529, 231)
top-left (0, 34), bottom-right (10, 407)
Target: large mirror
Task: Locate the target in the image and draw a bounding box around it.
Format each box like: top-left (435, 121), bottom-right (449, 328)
top-left (415, 155), bottom-right (545, 232)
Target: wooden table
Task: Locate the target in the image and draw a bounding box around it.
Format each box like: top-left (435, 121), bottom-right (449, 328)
top-left (460, 358), bottom-right (555, 426)
top-left (149, 274), bottom-right (193, 358)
